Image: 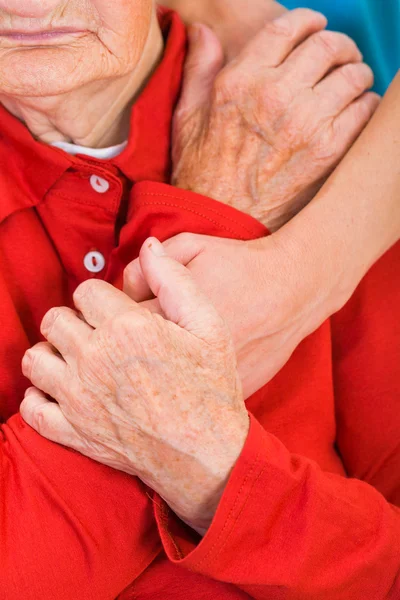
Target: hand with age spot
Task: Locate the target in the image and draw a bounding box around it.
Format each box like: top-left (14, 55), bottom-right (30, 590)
top-left (21, 238), bottom-right (248, 533)
top-left (172, 9), bottom-right (379, 231)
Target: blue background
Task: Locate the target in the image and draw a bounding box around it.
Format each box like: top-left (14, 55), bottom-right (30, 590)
top-left (282, 0), bottom-right (400, 93)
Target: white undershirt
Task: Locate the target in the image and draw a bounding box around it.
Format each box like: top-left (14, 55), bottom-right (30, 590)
top-left (51, 140), bottom-right (128, 160)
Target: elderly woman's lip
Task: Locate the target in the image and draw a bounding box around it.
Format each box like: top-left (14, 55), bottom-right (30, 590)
top-left (0, 29), bottom-right (88, 41)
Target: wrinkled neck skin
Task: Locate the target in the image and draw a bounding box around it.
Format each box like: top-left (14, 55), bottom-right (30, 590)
top-left (0, 11), bottom-right (163, 148)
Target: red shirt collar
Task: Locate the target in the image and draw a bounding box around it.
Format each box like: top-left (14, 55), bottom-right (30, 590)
top-left (0, 8), bottom-right (186, 223)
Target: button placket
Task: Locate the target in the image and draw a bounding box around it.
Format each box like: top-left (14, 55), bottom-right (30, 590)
top-left (43, 167), bottom-right (124, 282)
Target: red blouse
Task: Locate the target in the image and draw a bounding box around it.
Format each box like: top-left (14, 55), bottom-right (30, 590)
top-left (0, 9), bottom-right (399, 600)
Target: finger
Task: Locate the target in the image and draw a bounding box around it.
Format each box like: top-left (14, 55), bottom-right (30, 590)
top-left (332, 92), bottom-right (380, 154)
top-left (40, 306), bottom-right (93, 363)
top-left (177, 24), bottom-right (224, 116)
top-left (73, 280), bottom-right (141, 328)
top-left (282, 30), bottom-right (362, 88)
top-left (238, 9), bottom-right (327, 69)
top-left (123, 259), bottom-right (151, 302)
top-left (20, 387), bottom-right (81, 448)
top-left (123, 233), bottom-right (203, 302)
top-left (139, 238), bottom-right (225, 341)
top-left (22, 342), bottom-right (68, 400)
top-left (314, 62), bottom-right (375, 115)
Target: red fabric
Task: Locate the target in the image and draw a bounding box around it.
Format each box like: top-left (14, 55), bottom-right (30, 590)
top-left (0, 7), bottom-right (399, 600)
top-left (332, 247), bottom-right (400, 506)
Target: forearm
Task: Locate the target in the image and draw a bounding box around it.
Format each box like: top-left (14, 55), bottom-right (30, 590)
top-left (267, 72), bottom-right (400, 333)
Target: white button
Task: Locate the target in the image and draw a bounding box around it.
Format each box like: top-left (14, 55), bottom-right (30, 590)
top-left (84, 251), bottom-right (106, 274)
top-left (90, 175), bottom-right (110, 194)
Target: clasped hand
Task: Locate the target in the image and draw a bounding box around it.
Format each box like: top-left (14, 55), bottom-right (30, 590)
top-left (173, 9), bottom-right (379, 231)
top-left (21, 239), bottom-right (248, 533)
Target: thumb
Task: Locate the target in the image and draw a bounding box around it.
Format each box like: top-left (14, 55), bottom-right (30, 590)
top-left (177, 23), bottom-right (224, 116)
top-left (123, 233), bottom-right (203, 302)
top-left (139, 238), bottom-right (224, 342)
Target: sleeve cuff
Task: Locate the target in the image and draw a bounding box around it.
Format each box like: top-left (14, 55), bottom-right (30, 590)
top-left (153, 414), bottom-right (270, 569)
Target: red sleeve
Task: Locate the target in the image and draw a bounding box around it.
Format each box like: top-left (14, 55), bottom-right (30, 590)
top-left (154, 415), bottom-right (400, 600)
top-left (331, 241), bottom-right (400, 506)
top-left (0, 414), bottom-right (160, 600)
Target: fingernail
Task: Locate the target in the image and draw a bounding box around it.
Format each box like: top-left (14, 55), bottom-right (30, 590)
top-left (148, 238), bottom-right (166, 257)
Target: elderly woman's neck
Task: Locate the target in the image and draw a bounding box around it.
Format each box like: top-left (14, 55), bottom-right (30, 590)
top-left (1, 16), bottom-right (164, 149)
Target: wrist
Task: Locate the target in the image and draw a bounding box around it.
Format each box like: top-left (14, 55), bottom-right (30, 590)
top-left (248, 228), bottom-right (348, 345)
top-left (166, 411), bottom-right (250, 533)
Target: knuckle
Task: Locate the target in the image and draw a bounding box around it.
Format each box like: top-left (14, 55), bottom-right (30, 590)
top-left (313, 133), bottom-right (338, 164)
top-left (103, 312), bottom-right (155, 366)
top-left (23, 347), bottom-right (43, 381)
top-left (339, 63), bottom-right (361, 89)
top-left (40, 306), bottom-right (65, 337)
top-left (31, 405), bottom-right (48, 435)
top-left (213, 68), bottom-right (236, 98)
top-left (264, 16), bottom-right (294, 38)
top-left (213, 65), bottom-right (249, 102)
top-left (109, 310), bottom-right (149, 342)
top-left (22, 349), bottom-right (34, 378)
top-left (313, 30), bottom-right (341, 57)
top-left (73, 279), bottom-right (99, 304)
top-left (342, 63), bottom-right (373, 90)
top-left (354, 101), bottom-right (371, 123)
top-left (353, 94), bottom-right (376, 122)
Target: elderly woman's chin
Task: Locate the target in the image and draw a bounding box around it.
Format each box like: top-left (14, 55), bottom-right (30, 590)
top-left (0, 39), bottom-right (135, 97)
top-left (0, 0), bottom-right (158, 98)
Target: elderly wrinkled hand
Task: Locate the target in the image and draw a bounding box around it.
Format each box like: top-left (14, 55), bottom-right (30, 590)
top-left (172, 9), bottom-right (379, 231)
top-left (20, 238), bottom-right (248, 533)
